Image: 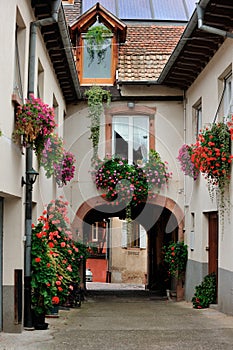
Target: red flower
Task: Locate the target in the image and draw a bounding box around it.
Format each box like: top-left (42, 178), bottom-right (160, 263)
top-left (35, 257), bottom-right (41, 263)
top-left (52, 296), bottom-right (60, 305)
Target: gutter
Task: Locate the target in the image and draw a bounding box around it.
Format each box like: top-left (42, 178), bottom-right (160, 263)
top-left (158, 0), bottom-right (212, 84)
top-left (158, 0), bottom-right (233, 85)
top-left (196, 4), bottom-right (233, 39)
top-left (58, 6), bottom-right (81, 100)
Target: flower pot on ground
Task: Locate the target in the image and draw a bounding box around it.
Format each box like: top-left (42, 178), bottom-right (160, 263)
top-left (46, 305), bottom-right (59, 318)
top-left (192, 273), bottom-right (217, 309)
top-left (32, 312), bottom-right (49, 330)
top-left (31, 197), bottom-right (89, 318)
top-left (163, 241), bottom-right (188, 301)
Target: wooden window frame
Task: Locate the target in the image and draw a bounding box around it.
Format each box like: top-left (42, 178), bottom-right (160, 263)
top-left (78, 35), bottom-right (117, 85)
top-left (105, 104), bottom-right (156, 156)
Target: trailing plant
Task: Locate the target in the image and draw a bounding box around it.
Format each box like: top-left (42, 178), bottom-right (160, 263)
top-left (94, 155), bottom-right (148, 206)
top-left (92, 151), bottom-right (172, 219)
top-left (53, 151), bottom-right (76, 187)
top-left (41, 133), bottom-right (64, 178)
top-left (163, 241), bottom-right (188, 280)
top-left (40, 133), bottom-right (76, 187)
top-left (85, 24), bottom-right (112, 66)
top-left (192, 273), bottom-right (217, 309)
top-left (177, 144), bottom-right (199, 180)
top-left (144, 150), bottom-right (173, 194)
top-left (191, 122), bottom-right (233, 230)
top-left (84, 86), bottom-right (111, 158)
top-left (13, 94), bottom-right (56, 157)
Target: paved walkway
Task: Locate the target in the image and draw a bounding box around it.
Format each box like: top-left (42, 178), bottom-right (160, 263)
top-left (1, 284), bottom-right (233, 349)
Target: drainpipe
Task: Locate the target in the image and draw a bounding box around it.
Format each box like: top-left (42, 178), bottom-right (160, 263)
top-left (24, 0), bottom-right (62, 330)
top-left (196, 4), bottom-right (233, 39)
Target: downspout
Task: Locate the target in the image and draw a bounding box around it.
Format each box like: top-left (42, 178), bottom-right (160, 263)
top-left (24, 0), bottom-right (62, 330)
top-left (196, 4), bottom-right (233, 39)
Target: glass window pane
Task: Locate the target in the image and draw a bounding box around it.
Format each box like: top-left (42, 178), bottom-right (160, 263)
top-left (112, 117), bottom-right (129, 159)
top-left (133, 117), bottom-right (149, 163)
top-left (83, 38), bottom-right (112, 79)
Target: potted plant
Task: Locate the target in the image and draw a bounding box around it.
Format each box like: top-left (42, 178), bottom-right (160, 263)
top-left (40, 133), bottom-right (76, 187)
top-left (163, 241), bottom-right (188, 301)
top-left (13, 94), bottom-right (56, 157)
top-left (192, 273), bottom-right (217, 309)
top-left (85, 24), bottom-right (112, 65)
top-left (191, 122), bottom-right (233, 231)
top-left (93, 151), bottom-right (172, 219)
top-left (177, 144), bottom-right (199, 180)
top-left (53, 151), bottom-right (76, 187)
top-left (144, 150), bottom-right (173, 195)
top-left (40, 133), bottom-right (64, 178)
top-left (31, 197), bottom-right (88, 327)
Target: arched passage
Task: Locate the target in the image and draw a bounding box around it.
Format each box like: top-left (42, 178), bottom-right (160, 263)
top-left (72, 194), bottom-right (184, 291)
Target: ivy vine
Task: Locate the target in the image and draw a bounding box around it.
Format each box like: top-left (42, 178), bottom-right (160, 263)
top-left (84, 86), bottom-right (111, 158)
top-left (85, 25), bottom-right (112, 66)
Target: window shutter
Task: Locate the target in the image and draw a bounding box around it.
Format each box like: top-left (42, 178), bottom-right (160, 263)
top-left (121, 221), bottom-right (127, 248)
top-left (140, 225), bottom-right (147, 249)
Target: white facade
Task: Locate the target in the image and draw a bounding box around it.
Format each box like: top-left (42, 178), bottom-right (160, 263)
top-left (0, 1), bottom-right (75, 332)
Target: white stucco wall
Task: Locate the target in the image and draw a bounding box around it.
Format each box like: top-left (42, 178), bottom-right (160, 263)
top-left (185, 38), bottom-right (233, 270)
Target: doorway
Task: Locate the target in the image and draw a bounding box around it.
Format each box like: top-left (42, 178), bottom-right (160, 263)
top-left (208, 212), bottom-right (218, 296)
top-left (0, 198), bottom-right (3, 330)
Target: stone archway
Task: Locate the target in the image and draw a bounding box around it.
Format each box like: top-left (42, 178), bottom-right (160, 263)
top-left (72, 194), bottom-right (184, 240)
top-left (72, 194), bottom-right (184, 290)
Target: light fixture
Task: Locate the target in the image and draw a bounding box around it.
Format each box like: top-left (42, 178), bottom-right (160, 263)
top-left (21, 168), bottom-right (39, 187)
top-left (127, 101), bottom-right (135, 109)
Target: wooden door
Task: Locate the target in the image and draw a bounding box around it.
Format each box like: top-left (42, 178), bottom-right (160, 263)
top-left (208, 212), bottom-right (218, 277)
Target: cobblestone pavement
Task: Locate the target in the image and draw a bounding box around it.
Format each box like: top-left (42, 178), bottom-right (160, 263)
top-left (1, 283), bottom-right (233, 350)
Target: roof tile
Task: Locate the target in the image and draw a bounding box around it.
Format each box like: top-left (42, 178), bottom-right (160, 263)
top-left (118, 25), bottom-right (184, 81)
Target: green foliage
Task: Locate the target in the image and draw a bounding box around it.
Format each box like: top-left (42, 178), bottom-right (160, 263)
top-left (84, 86), bottom-right (111, 158)
top-left (163, 241), bottom-right (188, 280)
top-left (192, 273), bottom-right (217, 309)
top-left (85, 25), bottom-right (112, 65)
top-left (31, 197), bottom-right (89, 316)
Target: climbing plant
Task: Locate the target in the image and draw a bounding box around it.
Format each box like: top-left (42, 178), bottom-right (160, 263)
top-left (84, 86), bottom-right (111, 158)
top-left (85, 24), bottom-right (112, 66)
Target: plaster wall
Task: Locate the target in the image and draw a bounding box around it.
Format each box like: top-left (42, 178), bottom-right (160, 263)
top-left (184, 38), bottom-right (233, 312)
top-left (0, 0), bottom-right (68, 332)
top-left (185, 39), bottom-right (233, 269)
top-left (65, 99), bottom-right (185, 225)
top-left (110, 218), bottom-right (147, 284)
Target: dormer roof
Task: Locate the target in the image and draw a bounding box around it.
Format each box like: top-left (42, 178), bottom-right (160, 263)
top-left (70, 2), bottom-right (127, 42)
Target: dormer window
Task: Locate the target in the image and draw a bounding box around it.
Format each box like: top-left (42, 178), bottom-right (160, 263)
top-left (70, 3), bottom-right (127, 86)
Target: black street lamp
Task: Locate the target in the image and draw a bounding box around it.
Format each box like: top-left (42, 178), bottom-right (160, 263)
top-left (22, 148), bottom-right (39, 329)
top-left (21, 168), bottom-right (39, 188)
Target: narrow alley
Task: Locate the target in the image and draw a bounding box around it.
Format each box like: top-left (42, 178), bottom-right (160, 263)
top-left (1, 284), bottom-right (233, 350)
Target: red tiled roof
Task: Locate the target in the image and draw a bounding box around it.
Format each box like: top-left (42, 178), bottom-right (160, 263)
top-left (118, 25), bottom-right (185, 82)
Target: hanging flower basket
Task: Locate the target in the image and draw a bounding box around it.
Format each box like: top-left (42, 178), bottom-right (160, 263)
top-left (92, 151), bottom-right (172, 219)
top-left (41, 133), bottom-right (64, 178)
top-left (189, 120), bottom-right (233, 232)
top-left (13, 94), bottom-right (56, 156)
top-left (177, 144), bottom-right (199, 180)
top-left (144, 150), bottom-right (173, 194)
top-left (40, 133), bottom-right (76, 187)
top-left (53, 151), bottom-right (76, 187)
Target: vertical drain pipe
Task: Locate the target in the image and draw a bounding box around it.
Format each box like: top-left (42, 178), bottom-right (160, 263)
top-left (24, 0), bottom-right (61, 330)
